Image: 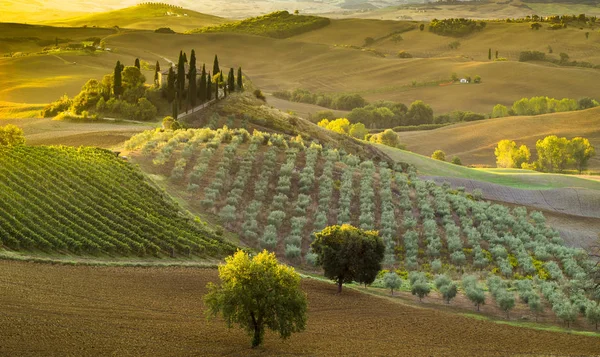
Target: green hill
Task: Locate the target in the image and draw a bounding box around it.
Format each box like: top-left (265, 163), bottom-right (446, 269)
top-left (44, 3), bottom-right (227, 32)
top-left (187, 11), bottom-right (331, 38)
top-left (0, 145), bottom-right (236, 258)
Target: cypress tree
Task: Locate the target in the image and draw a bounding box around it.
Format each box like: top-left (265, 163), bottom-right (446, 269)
top-left (206, 72), bottom-right (212, 101)
top-left (228, 68), bottom-right (235, 93)
top-left (154, 60), bottom-right (161, 86)
top-left (198, 64), bottom-right (207, 103)
top-left (213, 55), bottom-right (220, 77)
top-left (188, 50), bottom-right (197, 108)
top-left (166, 66), bottom-right (176, 103)
top-left (495, 50), bottom-right (499, 59)
top-left (183, 52), bottom-right (187, 63)
top-left (177, 51), bottom-right (186, 105)
top-left (135, 58), bottom-right (141, 69)
top-left (113, 60), bottom-right (122, 98)
top-left (488, 48), bottom-right (491, 60)
top-left (237, 67), bottom-right (243, 91)
top-left (172, 100), bottom-right (179, 119)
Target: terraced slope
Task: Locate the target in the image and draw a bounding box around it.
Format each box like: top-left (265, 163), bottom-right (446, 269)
top-left (0, 145), bottom-right (236, 257)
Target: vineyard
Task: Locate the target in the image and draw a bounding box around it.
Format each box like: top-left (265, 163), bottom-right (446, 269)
top-left (0, 145), bottom-right (236, 258)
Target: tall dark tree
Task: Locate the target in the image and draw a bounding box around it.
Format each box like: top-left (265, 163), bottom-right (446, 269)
top-left (198, 64), bottom-right (207, 103)
top-left (488, 48), bottom-right (491, 60)
top-left (134, 58), bottom-right (141, 69)
top-left (154, 60), bottom-right (161, 86)
top-left (237, 67), bottom-right (243, 91)
top-left (188, 50), bottom-right (197, 108)
top-left (215, 72), bottom-right (221, 100)
top-left (206, 72), bottom-right (212, 101)
top-left (177, 51), bottom-right (186, 105)
top-left (228, 68), bottom-right (235, 93)
top-left (213, 55), bottom-right (220, 77)
top-left (166, 66), bottom-right (176, 103)
top-left (311, 225), bottom-right (385, 293)
top-left (172, 100), bottom-right (179, 120)
top-left (495, 50), bottom-right (499, 59)
top-left (183, 52), bottom-right (187, 63)
top-left (113, 60), bottom-right (123, 98)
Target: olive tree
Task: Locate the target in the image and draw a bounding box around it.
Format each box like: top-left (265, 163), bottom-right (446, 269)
top-left (462, 275), bottom-right (486, 311)
top-left (0, 124), bottom-right (25, 146)
top-left (204, 250), bottom-right (307, 347)
top-left (383, 271), bottom-right (403, 295)
top-left (311, 224), bottom-right (385, 293)
top-left (410, 272), bottom-right (431, 302)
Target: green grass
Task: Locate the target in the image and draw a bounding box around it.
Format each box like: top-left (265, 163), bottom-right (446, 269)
top-left (460, 313), bottom-right (600, 338)
top-left (377, 144), bottom-right (600, 190)
top-left (187, 11), bottom-right (331, 38)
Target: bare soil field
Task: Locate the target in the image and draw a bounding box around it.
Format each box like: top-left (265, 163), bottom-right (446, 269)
top-left (1, 261), bottom-right (599, 356)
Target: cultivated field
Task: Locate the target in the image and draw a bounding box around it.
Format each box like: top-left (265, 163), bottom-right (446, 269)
top-left (1, 261), bottom-right (599, 356)
top-left (395, 107), bottom-right (600, 170)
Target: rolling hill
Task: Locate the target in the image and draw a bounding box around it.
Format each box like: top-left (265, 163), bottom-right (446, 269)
top-left (394, 107), bottom-right (600, 170)
top-left (42, 4), bottom-right (228, 32)
top-left (0, 145), bottom-right (236, 258)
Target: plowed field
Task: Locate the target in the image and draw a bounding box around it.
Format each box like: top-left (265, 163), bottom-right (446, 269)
top-left (1, 261), bottom-right (599, 356)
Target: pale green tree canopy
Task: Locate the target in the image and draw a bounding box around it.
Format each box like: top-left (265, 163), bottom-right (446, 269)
top-left (0, 124), bottom-right (25, 147)
top-left (204, 250), bottom-right (307, 347)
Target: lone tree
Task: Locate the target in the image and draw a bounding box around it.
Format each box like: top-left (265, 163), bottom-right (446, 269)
top-left (113, 60), bottom-right (123, 97)
top-left (237, 67), bottom-right (243, 91)
top-left (204, 250), bottom-right (307, 348)
top-left (383, 271), bottom-right (402, 295)
top-left (0, 124), bottom-right (25, 146)
top-left (488, 48), bottom-right (491, 60)
top-left (228, 67), bottom-right (235, 93)
top-left (431, 150), bottom-right (446, 161)
top-left (311, 224), bottom-right (385, 293)
top-left (134, 58), bottom-right (141, 69)
top-left (570, 137), bottom-right (595, 173)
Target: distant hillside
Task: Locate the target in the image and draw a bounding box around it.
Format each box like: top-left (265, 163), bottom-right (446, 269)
top-left (0, 145), bottom-right (236, 258)
top-left (187, 11), bottom-right (331, 38)
top-left (395, 107), bottom-right (600, 170)
top-left (44, 3), bottom-right (227, 32)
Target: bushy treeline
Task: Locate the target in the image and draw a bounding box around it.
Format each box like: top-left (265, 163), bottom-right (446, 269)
top-left (495, 136), bottom-right (596, 173)
top-left (508, 13), bottom-right (597, 25)
top-left (519, 51), bottom-right (600, 69)
top-left (273, 88), bottom-right (367, 111)
top-left (428, 18), bottom-right (487, 37)
top-left (187, 11), bottom-right (331, 38)
top-left (491, 96), bottom-right (598, 118)
top-left (42, 61), bottom-right (158, 121)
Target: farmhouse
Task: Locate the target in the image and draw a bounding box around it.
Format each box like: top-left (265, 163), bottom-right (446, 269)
top-left (459, 78), bottom-right (469, 84)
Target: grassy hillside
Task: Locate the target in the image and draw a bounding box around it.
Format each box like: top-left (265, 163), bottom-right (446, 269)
top-left (376, 144), bottom-right (600, 191)
top-left (0, 145), bottom-right (236, 258)
top-left (43, 4), bottom-right (228, 32)
top-left (395, 107), bottom-right (600, 170)
top-left (187, 11), bottom-right (331, 38)
top-left (2, 262), bottom-right (600, 356)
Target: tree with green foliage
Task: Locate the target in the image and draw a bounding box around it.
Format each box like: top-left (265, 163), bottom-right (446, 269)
top-left (0, 124), bottom-right (25, 146)
top-left (198, 64), bottom-right (207, 102)
top-left (419, 23), bottom-right (425, 31)
top-left (494, 140), bottom-right (531, 168)
top-left (172, 101), bottom-right (178, 119)
top-left (113, 60), bottom-right (123, 98)
top-left (348, 122), bottom-right (368, 140)
top-left (369, 129), bottom-right (402, 148)
top-left (462, 275), bottom-right (485, 311)
top-left (410, 274), bottom-right (431, 302)
top-left (528, 293), bottom-right (544, 322)
top-left (431, 150), bottom-right (446, 161)
top-left (237, 67), bottom-right (243, 91)
top-left (434, 274), bottom-right (457, 304)
top-left (188, 50), bottom-right (197, 108)
top-left (488, 48), bottom-right (491, 60)
top-left (162, 116), bottom-right (180, 130)
top-left (451, 156), bottom-right (462, 165)
top-left (213, 54), bottom-right (220, 77)
top-left (206, 72), bottom-right (212, 101)
top-left (496, 290), bottom-right (515, 319)
top-left (134, 58), bottom-right (140, 69)
top-left (204, 250), bottom-right (307, 348)
top-left (383, 271), bottom-right (402, 295)
top-left (166, 66), bottom-right (176, 103)
top-left (587, 301), bottom-right (600, 330)
top-left (154, 61), bottom-right (160, 86)
top-left (228, 68), bottom-right (235, 93)
top-left (570, 137), bottom-right (595, 173)
top-left (553, 301), bottom-right (579, 327)
top-left (177, 51), bottom-right (186, 105)
top-left (406, 100), bottom-right (434, 125)
top-left (491, 104), bottom-right (508, 118)
top-left (495, 50), bottom-right (498, 59)
top-left (311, 224), bottom-right (385, 293)
top-left (536, 135), bottom-right (571, 172)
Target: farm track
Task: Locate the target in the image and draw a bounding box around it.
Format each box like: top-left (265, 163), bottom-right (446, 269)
top-left (1, 261), bottom-right (599, 357)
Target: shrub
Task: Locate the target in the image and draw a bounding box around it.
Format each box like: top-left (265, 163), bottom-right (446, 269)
top-left (155, 27), bottom-right (176, 34)
top-left (451, 156), bottom-right (462, 165)
top-left (431, 150), bottom-right (446, 161)
top-left (397, 51), bottom-right (413, 58)
top-left (253, 89), bottom-right (266, 101)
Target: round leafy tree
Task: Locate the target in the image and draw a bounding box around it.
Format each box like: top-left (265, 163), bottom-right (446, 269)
top-left (204, 250), bottom-right (307, 347)
top-left (311, 224), bottom-right (385, 293)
